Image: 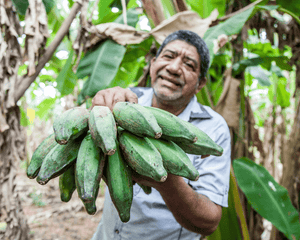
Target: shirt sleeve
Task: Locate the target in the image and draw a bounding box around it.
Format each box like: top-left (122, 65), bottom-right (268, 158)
top-left (187, 118), bottom-right (231, 207)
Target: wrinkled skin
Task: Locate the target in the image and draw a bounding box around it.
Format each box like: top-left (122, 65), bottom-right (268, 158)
top-left (150, 40), bottom-right (206, 116)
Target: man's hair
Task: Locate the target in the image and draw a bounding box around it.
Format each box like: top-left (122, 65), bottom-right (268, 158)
top-left (156, 30), bottom-right (210, 80)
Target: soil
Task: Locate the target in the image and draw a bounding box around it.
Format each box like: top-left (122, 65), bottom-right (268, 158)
top-left (16, 162), bottom-right (106, 240)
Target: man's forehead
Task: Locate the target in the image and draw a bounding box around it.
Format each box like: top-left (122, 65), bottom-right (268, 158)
top-left (162, 40), bottom-right (199, 57)
top-left (161, 40), bottom-right (200, 64)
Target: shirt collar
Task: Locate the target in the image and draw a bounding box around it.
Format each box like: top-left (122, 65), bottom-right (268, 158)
top-left (178, 95), bottom-right (212, 122)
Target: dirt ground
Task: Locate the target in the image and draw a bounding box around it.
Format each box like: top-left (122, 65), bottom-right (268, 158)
top-left (16, 162), bottom-right (106, 240)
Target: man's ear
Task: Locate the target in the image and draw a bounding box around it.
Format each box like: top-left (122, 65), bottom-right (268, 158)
top-left (195, 77), bottom-right (207, 94)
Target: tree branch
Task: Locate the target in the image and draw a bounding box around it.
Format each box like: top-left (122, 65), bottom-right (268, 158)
top-left (142, 0), bottom-right (165, 26)
top-left (14, 1), bottom-right (82, 104)
top-left (172, 0), bottom-right (188, 12)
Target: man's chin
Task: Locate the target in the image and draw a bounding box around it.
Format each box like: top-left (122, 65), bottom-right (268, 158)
top-left (153, 89), bottom-right (182, 102)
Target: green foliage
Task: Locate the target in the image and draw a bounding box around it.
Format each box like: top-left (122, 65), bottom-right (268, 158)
top-left (276, 0), bottom-right (300, 16)
top-left (208, 171), bottom-right (250, 240)
top-left (110, 37), bottom-right (154, 88)
top-left (232, 56), bottom-right (292, 77)
top-left (97, 0), bottom-right (116, 23)
top-left (95, 0), bottom-right (139, 25)
top-left (246, 66), bottom-right (271, 87)
top-left (245, 42), bottom-right (292, 71)
top-left (56, 50), bottom-right (77, 96)
top-left (267, 73), bottom-right (291, 108)
top-left (11, 0), bottom-right (55, 15)
top-left (110, 0), bottom-right (130, 9)
top-left (186, 0), bottom-right (226, 18)
top-left (160, 0), bottom-right (176, 18)
top-left (20, 106), bottom-right (30, 127)
top-left (47, 6), bottom-right (65, 42)
top-left (35, 97), bottom-right (57, 120)
top-left (246, 41), bottom-right (279, 56)
top-left (76, 40), bottom-right (126, 104)
top-left (76, 9), bottom-right (140, 105)
top-left (196, 86), bottom-right (212, 107)
top-left (233, 158), bottom-right (300, 240)
top-left (206, 52), bottom-right (231, 105)
top-left (203, 7), bottom-right (255, 66)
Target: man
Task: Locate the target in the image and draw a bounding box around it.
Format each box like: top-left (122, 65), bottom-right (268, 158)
top-left (91, 30), bottom-right (231, 240)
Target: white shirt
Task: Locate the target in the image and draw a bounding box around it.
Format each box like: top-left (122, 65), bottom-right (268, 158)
top-left (92, 87), bottom-right (231, 240)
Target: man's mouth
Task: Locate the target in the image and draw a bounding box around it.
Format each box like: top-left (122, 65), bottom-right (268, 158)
top-left (158, 76), bottom-right (183, 87)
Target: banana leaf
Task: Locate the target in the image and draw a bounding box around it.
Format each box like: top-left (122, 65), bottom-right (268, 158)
top-left (203, 2), bottom-right (276, 67)
top-left (186, 0), bottom-right (226, 18)
top-left (56, 50), bottom-right (77, 96)
top-left (233, 157), bottom-right (300, 240)
top-left (246, 66), bottom-right (271, 87)
top-left (11, 0), bottom-right (54, 15)
top-left (203, 7), bottom-right (255, 66)
top-left (76, 9), bottom-right (139, 105)
top-left (207, 167), bottom-right (250, 240)
top-left (76, 40), bottom-right (126, 104)
top-left (232, 56), bottom-right (292, 76)
top-left (276, 0), bottom-right (300, 16)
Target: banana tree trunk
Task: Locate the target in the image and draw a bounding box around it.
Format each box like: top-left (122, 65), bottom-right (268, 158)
top-left (0, 1), bottom-right (82, 239)
top-left (231, 28), bottom-right (264, 240)
top-left (0, 1), bottom-right (30, 239)
top-left (0, 108), bottom-right (30, 240)
top-left (281, 97), bottom-right (300, 209)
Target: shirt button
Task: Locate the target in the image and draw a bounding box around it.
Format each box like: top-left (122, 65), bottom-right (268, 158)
top-left (115, 229), bottom-right (119, 234)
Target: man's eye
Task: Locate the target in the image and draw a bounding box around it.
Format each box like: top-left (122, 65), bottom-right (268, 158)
top-left (186, 63), bottom-right (194, 69)
top-left (164, 55), bottom-right (173, 58)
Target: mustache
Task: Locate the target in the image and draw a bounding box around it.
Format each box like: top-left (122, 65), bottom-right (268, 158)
top-left (157, 72), bottom-right (185, 87)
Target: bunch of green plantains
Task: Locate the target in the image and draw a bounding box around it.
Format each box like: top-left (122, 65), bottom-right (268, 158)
top-left (26, 102), bottom-right (223, 223)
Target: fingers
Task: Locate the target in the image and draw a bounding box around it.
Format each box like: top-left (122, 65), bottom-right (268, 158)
top-left (125, 90), bottom-right (138, 104)
top-left (91, 92), bottom-right (105, 109)
top-left (91, 87), bottom-right (138, 111)
top-left (111, 92), bottom-right (127, 110)
top-left (131, 171), bottom-right (157, 188)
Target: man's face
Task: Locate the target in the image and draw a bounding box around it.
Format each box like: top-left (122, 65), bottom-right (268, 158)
top-left (150, 40), bottom-right (205, 105)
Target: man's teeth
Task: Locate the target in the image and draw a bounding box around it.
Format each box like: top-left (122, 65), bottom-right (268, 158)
top-left (160, 77), bottom-right (180, 86)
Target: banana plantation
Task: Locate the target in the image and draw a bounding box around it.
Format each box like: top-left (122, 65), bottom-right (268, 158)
top-left (1, 0), bottom-right (300, 239)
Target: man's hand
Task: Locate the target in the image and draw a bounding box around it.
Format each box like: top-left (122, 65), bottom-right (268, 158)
top-left (92, 86), bottom-right (138, 111)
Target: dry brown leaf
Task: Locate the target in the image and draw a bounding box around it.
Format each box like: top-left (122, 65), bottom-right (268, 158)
top-left (215, 68), bottom-right (240, 130)
top-left (0, 110), bottom-right (9, 133)
top-left (213, 34), bottom-right (229, 54)
top-left (0, 0), bottom-right (10, 26)
top-left (0, 37), bottom-right (7, 79)
top-left (92, 23), bottom-right (150, 46)
top-left (150, 10), bottom-right (219, 44)
top-left (74, 10), bottom-right (217, 52)
top-left (24, 0), bottom-right (49, 76)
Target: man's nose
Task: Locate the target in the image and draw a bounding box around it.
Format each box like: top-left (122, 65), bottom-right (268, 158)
top-left (166, 58), bottom-right (181, 76)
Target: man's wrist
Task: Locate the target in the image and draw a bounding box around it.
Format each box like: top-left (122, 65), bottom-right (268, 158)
top-left (154, 174), bottom-right (186, 193)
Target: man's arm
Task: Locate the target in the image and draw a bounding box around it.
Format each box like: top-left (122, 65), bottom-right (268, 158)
top-left (132, 172), bottom-right (222, 236)
top-left (92, 87), bottom-right (223, 235)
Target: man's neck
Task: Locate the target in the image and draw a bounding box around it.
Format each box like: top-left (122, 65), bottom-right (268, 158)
top-left (151, 96), bottom-right (188, 116)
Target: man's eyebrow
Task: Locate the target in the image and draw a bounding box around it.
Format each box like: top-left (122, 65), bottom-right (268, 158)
top-left (162, 49), bottom-right (199, 67)
top-left (162, 49), bottom-right (177, 55)
top-left (185, 56), bottom-right (198, 68)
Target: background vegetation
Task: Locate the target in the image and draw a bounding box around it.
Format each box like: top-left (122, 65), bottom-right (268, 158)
top-left (1, 0), bottom-right (300, 239)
